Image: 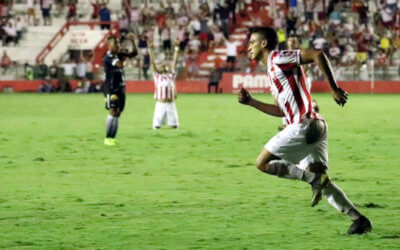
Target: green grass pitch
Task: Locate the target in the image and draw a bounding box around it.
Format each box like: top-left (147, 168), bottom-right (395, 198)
top-left (0, 93), bottom-right (399, 249)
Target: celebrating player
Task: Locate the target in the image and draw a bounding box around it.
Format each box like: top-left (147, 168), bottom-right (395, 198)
top-left (103, 34), bottom-right (138, 145)
top-left (148, 39), bottom-right (180, 129)
top-left (238, 27), bottom-right (372, 234)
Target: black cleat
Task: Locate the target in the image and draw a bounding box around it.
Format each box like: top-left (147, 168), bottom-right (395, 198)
top-left (347, 215), bottom-right (372, 234)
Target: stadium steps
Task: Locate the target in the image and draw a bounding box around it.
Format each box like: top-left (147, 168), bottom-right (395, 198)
top-left (196, 28), bottom-right (248, 78)
top-left (0, 25), bottom-right (60, 64)
top-left (0, 9), bottom-right (69, 64)
top-left (2, 0), bottom-right (122, 66)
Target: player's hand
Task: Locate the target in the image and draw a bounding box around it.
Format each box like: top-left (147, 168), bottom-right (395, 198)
top-left (238, 87), bottom-right (252, 105)
top-left (331, 87), bottom-right (348, 106)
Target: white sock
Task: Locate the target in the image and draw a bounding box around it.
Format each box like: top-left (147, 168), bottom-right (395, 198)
top-left (323, 181), bottom-right (361, 220)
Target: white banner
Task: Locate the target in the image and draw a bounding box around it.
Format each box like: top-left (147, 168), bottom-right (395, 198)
top-left (69, 30), bottom-right (106, 50)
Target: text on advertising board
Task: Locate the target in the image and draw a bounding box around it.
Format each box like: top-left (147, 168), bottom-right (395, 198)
top-left (232, 74), bottom-right (270, 89)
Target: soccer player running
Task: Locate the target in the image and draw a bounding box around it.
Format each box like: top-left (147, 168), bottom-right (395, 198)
top-left (238, 27), bottom-right (371, 234)
top-left (103, 34), bottom-right (138, 145)
top-left (148, 39), bottom-right (180, 129)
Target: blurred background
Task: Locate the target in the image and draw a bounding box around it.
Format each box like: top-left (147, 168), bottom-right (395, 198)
top-left (1, 0), bottom-right (400, 93)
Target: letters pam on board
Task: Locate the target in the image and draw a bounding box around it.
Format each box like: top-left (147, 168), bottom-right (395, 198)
top-left (232, 74), bottom-right (270, 89)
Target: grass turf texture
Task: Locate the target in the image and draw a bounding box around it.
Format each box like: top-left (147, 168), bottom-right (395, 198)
top-left (0, 93), bottom-right (399, 249)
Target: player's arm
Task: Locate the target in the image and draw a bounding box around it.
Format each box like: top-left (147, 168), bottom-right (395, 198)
top-left (300, 50), bottom-right (348, 106)
top-left (171, 39), bottom-right (180, 72)
top-left (238, 87), bottom-right (284, 117)
top-left (126, 32), bottom-right (138, 58)
top-left (148, 39), bottom-right (160, 73)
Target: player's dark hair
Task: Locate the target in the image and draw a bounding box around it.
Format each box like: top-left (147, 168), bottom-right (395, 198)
top-left (249, 26), bottom-right (278, 50)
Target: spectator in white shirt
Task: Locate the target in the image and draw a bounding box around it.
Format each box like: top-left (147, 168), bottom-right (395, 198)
top-left (129, 5), bottom-right (140, 34)
top-left (189, 16), bottom-right (201, 36)
top-left (329, 40), bottom-right (341, 65)
top-left (380, 7), bottom-right (394, 28)
top-left (118, 13), bottom-right (129, 34)
top-left (76, 58), bottom-right (86, 80)
top-left (224, 35), bottom-right (241, 71)
top-left (83, 51), bottom-right (95, 80)
top-left (61, 59), bottom-right (77, 79)
top-left (188, 35), bottom-right (201, 52)
top-left (2, 22), bottom-right (17, 45)
top-left (312, 37), bottom-right (327, 50)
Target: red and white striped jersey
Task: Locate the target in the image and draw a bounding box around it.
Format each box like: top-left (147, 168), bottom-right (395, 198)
top-left (267, 50), bottom-right (321, 124)
top-left (153, 72), bottom-right (177, 102)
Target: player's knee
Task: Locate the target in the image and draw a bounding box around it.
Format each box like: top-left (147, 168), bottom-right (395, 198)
top-left (306, 162), bottom-right (327, 174)
top-left (255, 158), bottom-right (266, 172)
top-left (109, 109), bottom-right (118, 117)
top-left (268, 160), bottom-right (288, 176)
top-left (256, 158), bottom-right (273, 173)
top-left (257, 160), bottom-right (287, 176)
top-left (265, 161), bottom-right (284, 176)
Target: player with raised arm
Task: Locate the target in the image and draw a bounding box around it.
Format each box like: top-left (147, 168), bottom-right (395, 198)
top-left (148, 39), bottom-right (180, 129)
top-left (238, 27), bottom-right (371, 234)
top-left (103, 34), bottom-right (138, 145)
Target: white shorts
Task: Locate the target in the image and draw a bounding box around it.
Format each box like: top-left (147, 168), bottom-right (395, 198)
top-left (265, 119), bottom-right (328, 170)
top-left (153, 101), bottom-right (179, 128)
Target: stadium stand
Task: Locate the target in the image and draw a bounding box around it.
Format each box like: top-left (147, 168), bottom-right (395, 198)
top-left (1, 0), bottom-right (400, 85)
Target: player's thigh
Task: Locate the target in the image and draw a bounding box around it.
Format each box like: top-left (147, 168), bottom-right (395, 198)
top-left (265, 123), bottom-right (311, 164)
top-left (298, 132), bottom-right (329, 173)
top-left (118, 92), bottom-right (126, 113)
top-left (105, 93), bottom-right (117, 115)
top-left (255, 147), bottom-right (280, 170)
top-left (153, 102), bottom-right (167, 125)
top-left (105, 92), bottom-right (123, 113)
top-left (166, 102), bottom-right (179, 126)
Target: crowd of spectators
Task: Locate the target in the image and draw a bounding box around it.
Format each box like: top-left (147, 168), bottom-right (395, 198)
top-left (95, 0), bottom-right (400, 80)
top-left (1, 13), bottom-right (25, 46)
top-left (4, 47), bottom-right (101, 93)
top-left (2, 0), bottom-right (400, 84)
top-left (32, 50), bottom-right (102, 93)
top-left (259, 0), bottom-right (400, 80)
